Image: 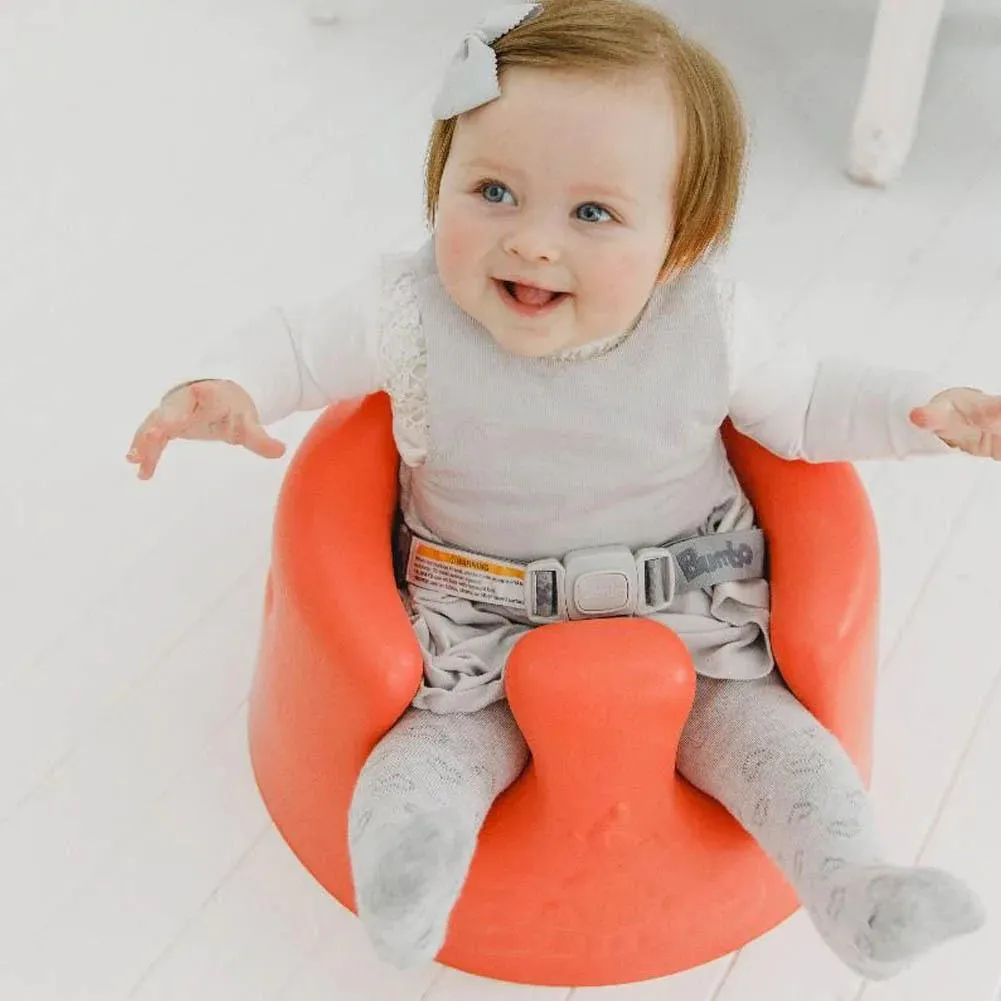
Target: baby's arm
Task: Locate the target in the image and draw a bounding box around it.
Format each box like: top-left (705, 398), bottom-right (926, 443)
top-left (127, 267), bottom-right (384, 479)
top-left (195, 268), bottom-right (383, 424)
top-left (725, 282), bottom-right (954, 462)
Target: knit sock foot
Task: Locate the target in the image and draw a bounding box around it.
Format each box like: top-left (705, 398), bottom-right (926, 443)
top-left (812, 865), bottom-right (986, 980)
top-left (354, 810), bottom-right (474, 969)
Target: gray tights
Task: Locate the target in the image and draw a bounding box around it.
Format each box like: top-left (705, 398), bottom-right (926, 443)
top-left (348, 672), bottom-right (983, 977)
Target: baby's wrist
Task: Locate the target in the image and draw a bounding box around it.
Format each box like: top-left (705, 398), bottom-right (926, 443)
top-left (160, 379), bottom-right (202, 404)
top-left (160, 378), bottom-right (245, 405)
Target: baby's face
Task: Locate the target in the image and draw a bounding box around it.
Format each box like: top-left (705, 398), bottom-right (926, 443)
top-left (434, 66), bottom-right (680, 358)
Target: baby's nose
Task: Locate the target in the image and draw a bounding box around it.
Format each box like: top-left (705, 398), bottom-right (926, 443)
top-left (501, 224), bottom-right (562, 264)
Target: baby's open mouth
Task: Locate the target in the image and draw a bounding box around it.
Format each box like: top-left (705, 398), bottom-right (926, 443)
top-left (496, 279), bottom-right (569, 313)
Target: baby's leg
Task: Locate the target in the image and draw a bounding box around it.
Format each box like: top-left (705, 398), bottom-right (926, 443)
top-left (677, 672), bottom-right (984, 980)
top-left (348, 701), bottom-right (529, 968)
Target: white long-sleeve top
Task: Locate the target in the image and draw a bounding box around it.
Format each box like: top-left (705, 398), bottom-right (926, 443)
top-left (196, 257), bottom-right (952, 466)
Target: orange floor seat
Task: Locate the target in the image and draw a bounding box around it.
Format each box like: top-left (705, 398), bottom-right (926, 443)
top-left (248, 392), bottom-right (879, 987)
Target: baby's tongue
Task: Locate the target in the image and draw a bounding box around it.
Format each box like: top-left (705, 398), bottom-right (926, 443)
top-left (512, 282), bottom-right (556, 307)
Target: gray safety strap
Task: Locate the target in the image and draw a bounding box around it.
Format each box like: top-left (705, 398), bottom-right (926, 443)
top-left (668, 528), bottom-right (766, 593)
top-left (395, 523), bottom-right (766, 620)
top-left (629, 529), bottom-right (766, 618)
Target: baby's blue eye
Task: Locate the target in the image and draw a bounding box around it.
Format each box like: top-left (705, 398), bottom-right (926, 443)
top-left (481, 182), bottom-right (515, 205)
top-left (576, 202), bottom-right (613, 224)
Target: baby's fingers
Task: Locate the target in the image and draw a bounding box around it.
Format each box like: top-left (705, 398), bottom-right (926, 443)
top-left (909, 402), bottom-right (952, 433)
top-left (126, 388), bottom-right (200, 478)
top-left (127, 420), bottom-right (170, 479)
top-left (244, 426), bottom-right (288, 464)
top-left (225, 412), bottom-right (285, 459)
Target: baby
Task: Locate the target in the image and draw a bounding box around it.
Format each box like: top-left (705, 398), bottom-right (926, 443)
top-left (128, 0), bottom-right (999, 980)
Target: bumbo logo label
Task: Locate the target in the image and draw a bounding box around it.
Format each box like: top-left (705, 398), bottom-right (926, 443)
top-left (676, 540), bottom-right (755, 583)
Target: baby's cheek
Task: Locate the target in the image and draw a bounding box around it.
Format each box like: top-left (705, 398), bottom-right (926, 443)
top-left (434, 208), bottom-right (483, 287)
top-left (594, 247), bottom-right (661, 313)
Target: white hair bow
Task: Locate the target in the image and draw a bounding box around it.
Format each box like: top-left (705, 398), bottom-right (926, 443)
top-left (431, 4), bottom-right (542, 121)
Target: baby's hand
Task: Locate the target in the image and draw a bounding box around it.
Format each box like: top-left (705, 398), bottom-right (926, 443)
top-left (126, 380), bottom-right (286, 480)
top-left (910, 387), bottom-right (1001, 460)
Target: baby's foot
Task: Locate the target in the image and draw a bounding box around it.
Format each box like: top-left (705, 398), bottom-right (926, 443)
top-left (354, 810), bottom-right (475, 968)
top-left (810, 864), bottom-right (985, 980)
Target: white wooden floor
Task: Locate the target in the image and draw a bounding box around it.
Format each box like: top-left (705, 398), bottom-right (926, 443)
top-left (2, 0), bottom-right (1000, 999)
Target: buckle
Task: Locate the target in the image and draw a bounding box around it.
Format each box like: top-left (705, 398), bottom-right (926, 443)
top-left (562, 546), bottom-right (639, 621)
top-left (635, 547), bottom-right (676, 613)
top-left (525, 545), bottom-right (679, 623)
top-left (524, 558), bottom-right (566, 623)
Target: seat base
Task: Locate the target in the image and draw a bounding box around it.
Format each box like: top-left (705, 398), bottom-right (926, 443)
top-left (249, 724), bottom-right (799, 987)
top-left (442, 771), bottom-right (798, 986)
top-left (248, 616), bottom-right (802, 987)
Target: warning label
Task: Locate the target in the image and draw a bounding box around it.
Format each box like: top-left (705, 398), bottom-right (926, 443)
top-left (406, 540), bottom-right (526, 609)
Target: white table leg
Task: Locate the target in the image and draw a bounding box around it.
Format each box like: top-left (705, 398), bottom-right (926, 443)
top-left (847, 0), bottom-right (946, 186)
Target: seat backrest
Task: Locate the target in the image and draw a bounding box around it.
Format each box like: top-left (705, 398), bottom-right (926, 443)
top-left (281, 394), bottom-right (879, 773)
